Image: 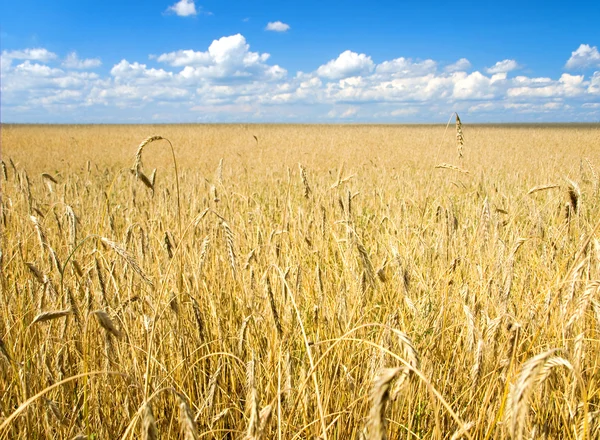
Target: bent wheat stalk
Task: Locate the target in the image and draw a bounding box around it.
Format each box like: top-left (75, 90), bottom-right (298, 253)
top-left (507, 349), bottom-right (574, 440)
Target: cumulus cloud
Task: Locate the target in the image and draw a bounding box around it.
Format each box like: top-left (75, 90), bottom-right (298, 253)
top-left (565, 44), bottom-right (600, 69)
top-left (154, 50), bottom-right (211, 67)
top-left (166, 0), bottom-right (197, 16)
top-left (375, 57), bottom-right (437, 77)
top-left (265, 21), bottom-right (290, 32)
top-left (486, 59), bottom-right (519, 74)
top-left (2, 48), bottom-right (57, 62)
top-left (317, 50), bottom-right (374, 80)
top-left (445, 58), bottom-right (471, 72)
top-left (63, 52), bottom-right (102, 69)
top-left (14, 61), bottom-right (64, 77)
top-left (155, 34), bottom-right (286, 82)
top-left (453, 71), bottom-right (501, 99)
top-left (111, 60), bottom-right (173, 82)
top-left (507, 73), bottom-right (586, 98)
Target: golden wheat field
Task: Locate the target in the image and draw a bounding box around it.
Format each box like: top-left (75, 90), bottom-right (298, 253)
top-left (1, 122), bottom-right (600, 439)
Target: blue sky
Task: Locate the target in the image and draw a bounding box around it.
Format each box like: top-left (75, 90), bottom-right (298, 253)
top-left (1, 0), bottom-right (600, 123)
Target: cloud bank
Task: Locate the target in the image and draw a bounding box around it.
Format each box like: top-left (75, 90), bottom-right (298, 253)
top-left (1, 38), bottom-right (599, 123)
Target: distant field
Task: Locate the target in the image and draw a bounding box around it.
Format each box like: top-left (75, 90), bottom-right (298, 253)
top-left (1, 123), bottom-right (600, 439)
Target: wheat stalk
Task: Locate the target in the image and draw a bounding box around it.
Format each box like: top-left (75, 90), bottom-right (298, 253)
top-left (133, 135), bottom-right (163, 175)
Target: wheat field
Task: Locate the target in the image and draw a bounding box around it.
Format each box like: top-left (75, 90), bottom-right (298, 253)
top-left (1, 122), bottom-right (600, 439)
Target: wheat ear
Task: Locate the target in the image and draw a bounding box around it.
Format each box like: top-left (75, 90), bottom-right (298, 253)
top-left (141, 402), bottom-right (158, 440)
top-left (92, 310), bottom-right (121, 338)
top-left (365, 368), bottom-right (402, 440)
top-left (456, 113), bottom-right (464, 159)
top-left (435, 163), bottom-right (469, 174)
top-left (31, 310), bottom-right (71, 324)
top-left (177, 393), bottom-right (199, 440)
top-left (508, 349), bottom-right (573, 440)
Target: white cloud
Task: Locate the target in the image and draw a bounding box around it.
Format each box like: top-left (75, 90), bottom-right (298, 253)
top-left (512, 76), bottom-right (552, 85)
top-left (317, 50), bottom-right (374, 80)
top-left (63, 52), bottom-right (102, 69)
top-left (3, 40), bottom-right (600, 123)
top-left (375, 57), bottom-right (437, 77)
top-left (2, 48), bottom-right (57, 62)
top-left (265, 21), bottom-right (290, 32)
top-left (14, 61), bottom-right (63, 77)
top-left (468, 102), bottom-right (496, 112)
top-left (453, 71), bottom-right (498, 99)
top-left (327, 106), bottom-right (359, 118)
top-left (154, 49), bottom-right (212, 66)
top-left (445, 58), bottom-right (471, 72)
top-left (565, 44), bottom-right (600, 70)
top-left (166, 0), bottom-right (197, 16)
top-left (507, 73), bottom-right (586, 98)
top-left (486, 59), bottom-right (519, 74)
top-left (340, 106), bottom-right (358, 118)
top-left (587, 71), bottom-right (600, 94)
top-left (111, 60), bottom-right (173, 82)
top-left (156, 34), bottom-right (286, 81)
top-left (504, 102), bottom-right (568, 113)
top-left (390, 107), bottom-right (418, 116)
